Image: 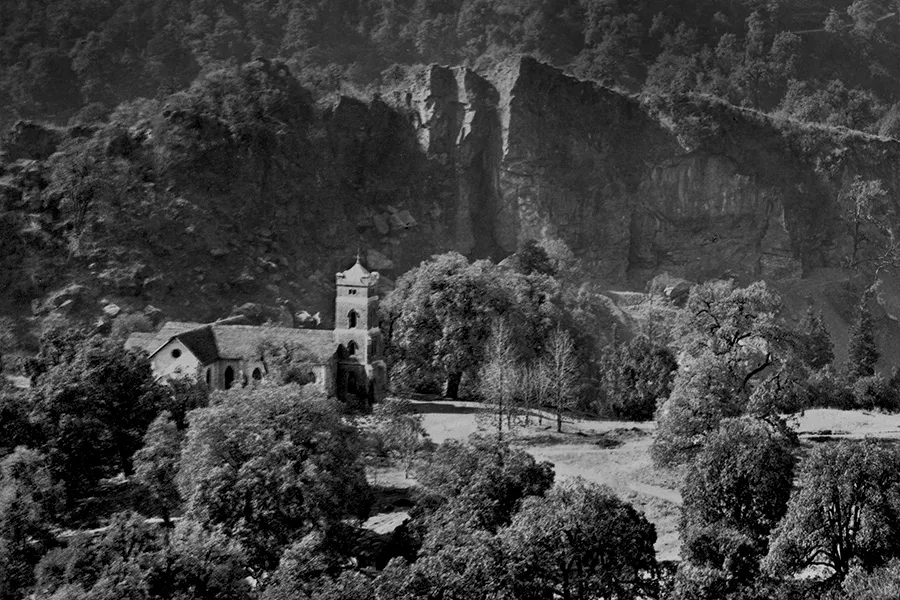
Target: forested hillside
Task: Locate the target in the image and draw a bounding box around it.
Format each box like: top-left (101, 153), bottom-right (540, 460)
top-left (4, 0), bottom-right (900, 134)
top-left (5, 0), bottom-right (900, 360)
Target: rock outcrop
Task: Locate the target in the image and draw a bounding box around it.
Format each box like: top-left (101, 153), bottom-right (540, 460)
top-left (390, 56), bottom-right (900, 289)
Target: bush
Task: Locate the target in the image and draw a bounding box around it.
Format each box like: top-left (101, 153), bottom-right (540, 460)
top-left (852, 374), bottom-right (900, 411)
top-left (804, 366), bottom-right (854, 410)
top-left (598, 335), bottom-right (677, 421)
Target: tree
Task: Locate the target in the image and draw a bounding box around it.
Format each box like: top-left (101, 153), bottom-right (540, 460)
top-left (764, 440), bottom-right (900, 582)
top-left (0, 390), bottom-right (40, 459)
top-left (842, 559), bottom-right (900, 600)
top-left (32, 514), bottom-right (251, 600)
top-left (599, 335), bottom-right (677, 421)
top-left (384, 252), bottom-right (565, 399)
top-left (382, 253), bottom-right (510, 398)
top-left (674, 418), bottom-right (796, 598)
top-left (653, 280), bottom-right (797, 465)
top-left (512, 238), bottom-right (557, 277)
top-left (369, 398), bottom-right (429, 476)
top-left (709, 13), bottom-right (799, 110)
top-left (133, 411), bottom-right (182, 526)
top-left (500, 479), bottom-right (658, 600)
top-left (478, 320), bottom-right (522, 440)
top-left (263, 527), bottom-right (378, 600)
top-left (31, 335), bottom-right (166, 504)
top-left (651, 353), bottom-right (746, 466)
top-left (257, 338), bottom-right (318, 386)
top-left (843, 177), bottom-right (900, 275)
top-left (797, 307), bottom-right (834, 369)
top-left (375, 531), bottom-right (503, 600)
top-left (159, 377), bottom-right (209, 430)
top-left (0, 448), bottom-right (63, 600)
top-left (779, 79), bottom-right (885, 130)
top-left (414, 439), bottom-right (554, 535)
top-left (847, 296), bottom-right (879, 380)
top-left (0, 317), bottom-right (15, 375)
top-left (178, 387), bottom-right (372, 573)
top-left (543, 326), bottom-right (580, 433)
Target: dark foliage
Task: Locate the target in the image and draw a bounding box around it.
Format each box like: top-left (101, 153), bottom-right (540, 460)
top-left (4, 0), bottom-right (900, 134)
top-left (30, 334), bottom-right (167, 506)
top-left (598, 335), bottom-right (677, 421)
top-left (846, 297), bottom-right (879, 380)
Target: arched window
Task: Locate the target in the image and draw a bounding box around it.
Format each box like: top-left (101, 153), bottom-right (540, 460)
top-left (205, 369), bottom-right (211, 386)
top-left (224, 366), bottom-right (235, 390)
top-left (348, 310), bottom-right (359, 328)
top-left (252, 368), bottom-right (262, 381)
top-left (347, 340), bottom-right (357, 356)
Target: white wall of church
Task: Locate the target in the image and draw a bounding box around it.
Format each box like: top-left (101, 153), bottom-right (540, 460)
top-left (151, 340), bottom-right (201, 381)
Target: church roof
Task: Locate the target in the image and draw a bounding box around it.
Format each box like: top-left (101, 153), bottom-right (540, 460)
top-left (337, 259), bottom-right (378, 287)
top-left (174, 326), bottom-right (219, 365)
top-left (212, 326), bottom-right (336, 363)
top-left (126, 322), bottom-right (337, 365)
top-left (125, 321), bottom-right (204, 356)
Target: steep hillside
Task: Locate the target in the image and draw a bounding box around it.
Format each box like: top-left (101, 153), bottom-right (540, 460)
top-left (3, 56), bottom-right (900, 364)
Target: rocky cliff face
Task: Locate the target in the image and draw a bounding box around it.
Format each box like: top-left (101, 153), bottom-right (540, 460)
top-left (394, 56), bottom-right (900, 289)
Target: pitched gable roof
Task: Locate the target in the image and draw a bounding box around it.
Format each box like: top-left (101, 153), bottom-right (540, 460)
top-left (173, 326), bottom-right (219, 365)
top-left (125, 321), bottom-right (204, 355)
top-left (127, 322), bottom-right (338, 366)
top-left (213, 325), bottom-right (336, 363)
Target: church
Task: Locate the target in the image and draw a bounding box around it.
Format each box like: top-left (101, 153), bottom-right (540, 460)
top-left (125, 258), bottom-right (389, 404)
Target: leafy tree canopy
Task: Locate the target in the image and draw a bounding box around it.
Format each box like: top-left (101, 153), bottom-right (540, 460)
top-left (764, 440), bottom-right (900, 583)
top-left (30, 334), bottom-right (166, 503)
top-left (177, 386), bottom-right (372, 573)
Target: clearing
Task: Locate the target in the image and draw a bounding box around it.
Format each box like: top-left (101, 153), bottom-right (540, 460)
top-left (371, 400), bottom-right (900, 563)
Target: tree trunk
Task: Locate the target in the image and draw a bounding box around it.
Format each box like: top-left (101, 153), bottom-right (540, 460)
top-left (445, 371), bottom-right (462, 399)
top-left (557, 411), bottom-right (562, 433)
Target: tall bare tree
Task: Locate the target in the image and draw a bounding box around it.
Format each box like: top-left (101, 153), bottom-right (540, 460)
top-left (543, 326), bottom-right (580, 433)
top-left (478, 320), bottom-right (520, 441)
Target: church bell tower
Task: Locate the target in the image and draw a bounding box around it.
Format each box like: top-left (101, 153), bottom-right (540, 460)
top-left (334, 255), bottom-right (385, 401)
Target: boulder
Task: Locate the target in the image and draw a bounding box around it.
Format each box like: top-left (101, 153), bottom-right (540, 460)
top-left (143, 305), bottom-right (164, 325)
top-left (46, 284), bottom-right (87, 311)
top-left (664, 281), bottom-right (693, 307)
top-left (2, 121), bottom-right (63, 161)
top-left (233, 271), bottom-right (259, 294)
top-left (103, 303), bottom-right (122, 318)
top-left (373, 214), bottom-right (390, 235)
top-left (389, 210), bottom-right (417, 230)
top-left (0, 182), bottom-right (23, 210)
top-left (366, 249), bottom-right (394, 270)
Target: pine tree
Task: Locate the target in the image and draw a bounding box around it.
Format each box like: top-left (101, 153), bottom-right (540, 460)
top-left (846, 299), bottom-right (879, 380)
top-left (799, 308), bottom-right (834, 369)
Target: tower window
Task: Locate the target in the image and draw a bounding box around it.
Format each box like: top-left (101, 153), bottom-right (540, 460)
top-left (348, 310), bottom-right (359, 328)
top-left (349, 289), bottom-right (357, 295)
top-left (224, 366), bottom-right (235, 390)
top-left (252, 368), bottom-right (262, 381)
top-left (347, 341), bottom-right (357, 356)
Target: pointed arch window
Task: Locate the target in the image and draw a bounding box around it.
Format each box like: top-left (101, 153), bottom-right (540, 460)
top-left (347, 340), bottom-right (358, 356)
top-left (348, 310), bottom-right (359, 328)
